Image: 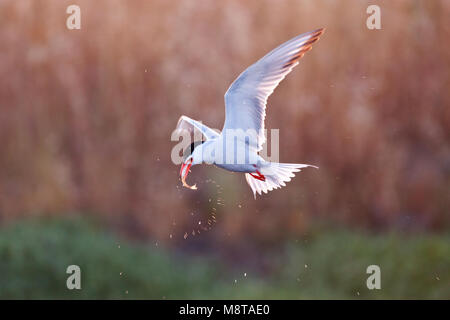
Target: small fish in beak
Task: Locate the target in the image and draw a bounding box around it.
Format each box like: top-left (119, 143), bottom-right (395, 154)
top-left (180, 157), bottom-right (197, 190)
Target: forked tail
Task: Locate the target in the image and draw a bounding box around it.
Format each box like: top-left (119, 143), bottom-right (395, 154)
top-left (245, 162), bottom-right (318, 198)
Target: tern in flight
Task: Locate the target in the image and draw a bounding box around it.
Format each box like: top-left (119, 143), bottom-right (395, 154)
top-left (176, 28), bottom-right (324, 198)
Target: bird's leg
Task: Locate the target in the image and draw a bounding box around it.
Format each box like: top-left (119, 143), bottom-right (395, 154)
top-left (250, 167), bottom-right (266, 182)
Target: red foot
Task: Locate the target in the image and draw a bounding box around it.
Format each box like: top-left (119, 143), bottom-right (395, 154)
top-left (249, 169), bottom-right (266, 181)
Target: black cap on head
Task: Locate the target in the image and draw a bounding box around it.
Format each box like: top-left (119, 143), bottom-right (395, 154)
top-left (182, 140), bottom-right (204, 162)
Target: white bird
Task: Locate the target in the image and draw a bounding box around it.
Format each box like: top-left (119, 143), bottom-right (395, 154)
top-left (177, 28), bottom-right (324, 198)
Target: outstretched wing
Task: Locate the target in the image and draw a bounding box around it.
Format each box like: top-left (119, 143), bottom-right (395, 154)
top-left (222, 28), bottom-right (324, 151)
top-left (176, 115), bottom-right (220, 140)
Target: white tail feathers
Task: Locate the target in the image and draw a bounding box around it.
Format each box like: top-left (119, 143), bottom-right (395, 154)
top-left (245, 163), bottom-right (318, 199)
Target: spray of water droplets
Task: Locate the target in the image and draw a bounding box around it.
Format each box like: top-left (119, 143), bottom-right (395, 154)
top-left (175, 178), bottom-right (224, 240)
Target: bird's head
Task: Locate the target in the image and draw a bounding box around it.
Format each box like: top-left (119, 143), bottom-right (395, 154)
top-left (180, 141), bottom-right (204, 189)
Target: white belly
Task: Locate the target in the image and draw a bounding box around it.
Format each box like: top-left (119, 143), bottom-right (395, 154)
top-left (214, 162), bottom-right (257, 173)
top-left (203, 136), bottom-right (264, 172)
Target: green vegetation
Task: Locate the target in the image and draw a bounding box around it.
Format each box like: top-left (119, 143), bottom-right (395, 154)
top-left (0, 218), bottom-right (448, 299)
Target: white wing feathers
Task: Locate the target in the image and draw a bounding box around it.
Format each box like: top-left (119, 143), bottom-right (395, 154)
top-left (223, 28), bottom-right (325, 151)
top-left (176, 115), bottom-right (219, 140)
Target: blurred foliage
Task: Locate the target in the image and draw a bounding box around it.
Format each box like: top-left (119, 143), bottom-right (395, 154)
top-left (0, 218), bottom-right (219, 299)
top-left (0, 218), bottom-right (448, 299)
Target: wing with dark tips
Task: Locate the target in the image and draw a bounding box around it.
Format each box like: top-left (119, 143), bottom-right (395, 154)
top-left (223, 28), bottom-right (325, 151)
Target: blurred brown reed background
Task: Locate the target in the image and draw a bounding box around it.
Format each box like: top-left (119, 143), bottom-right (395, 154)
top-left (0, 0), bottom-right (449, 251)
